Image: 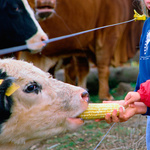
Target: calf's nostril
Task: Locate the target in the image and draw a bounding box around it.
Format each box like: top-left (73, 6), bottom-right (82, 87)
top-left (41, 36), bottom-right (48, 46)
top-left (81, 91), bottom-right (89, 98)
top-left (41, 36), bottom-right (47, 41)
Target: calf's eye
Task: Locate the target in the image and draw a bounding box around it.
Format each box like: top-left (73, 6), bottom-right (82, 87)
top-left (26, 85), bottom-right (35, 92)
top-left (24, 81), bottom-right (42, 94)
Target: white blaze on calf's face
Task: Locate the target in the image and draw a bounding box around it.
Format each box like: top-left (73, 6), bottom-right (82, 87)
top-left (0, 59), bottom-right (88, 148)
top-left (22, 0), bottom-right (48, 52)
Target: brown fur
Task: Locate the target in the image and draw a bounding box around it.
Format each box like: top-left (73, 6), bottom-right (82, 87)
top-left (22, 0), bottom-right (143, 100)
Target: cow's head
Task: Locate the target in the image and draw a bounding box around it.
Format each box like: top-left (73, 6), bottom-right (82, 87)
top-left (0, 58), bottom-right (88, 150)
top-left (0, 0), bottom-right (48, 53)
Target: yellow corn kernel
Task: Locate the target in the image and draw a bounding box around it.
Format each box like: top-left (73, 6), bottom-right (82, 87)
top-left (78, 103), bottom-right (124, 120)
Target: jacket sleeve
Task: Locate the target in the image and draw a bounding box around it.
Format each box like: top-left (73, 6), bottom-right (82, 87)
top-left (137, 80), bottom-right (150, 107)
top-left (143, 107), bottom-right (150, 116)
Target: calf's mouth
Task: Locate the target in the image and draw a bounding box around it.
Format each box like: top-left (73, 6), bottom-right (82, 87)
top-left (68, 91), bottom-right (89, 126)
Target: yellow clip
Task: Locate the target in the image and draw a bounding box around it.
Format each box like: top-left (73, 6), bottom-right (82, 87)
top-left (0, 79), bottom-right (20, 96)
top-left (134, 10), bottom-right (147, 21)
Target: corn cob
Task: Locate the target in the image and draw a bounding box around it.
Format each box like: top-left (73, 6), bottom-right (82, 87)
top-left (78, 103), bottom-right (124, 120)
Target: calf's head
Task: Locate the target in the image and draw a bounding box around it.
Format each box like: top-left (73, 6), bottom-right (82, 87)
top-left (0, 58), bottom-right (88, 150)
top-left (0, 0), bottom-right (48, 53)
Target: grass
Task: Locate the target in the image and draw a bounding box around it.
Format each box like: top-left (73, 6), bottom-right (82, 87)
top-left (31, 116), bottom-right (146, 150)
top-left (89, 82), bottom-right (137, 103)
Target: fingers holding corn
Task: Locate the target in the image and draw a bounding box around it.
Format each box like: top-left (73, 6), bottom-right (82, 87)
top-left (104, 101), bottom-right (142, 123)
top-left (105, 106), bottom-right (124, 123)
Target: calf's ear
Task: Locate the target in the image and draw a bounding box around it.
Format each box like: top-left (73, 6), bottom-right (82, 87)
top-left (0, 70), bottom-right (14, 124)
top-left (0, 77), bottom-right (14, 111)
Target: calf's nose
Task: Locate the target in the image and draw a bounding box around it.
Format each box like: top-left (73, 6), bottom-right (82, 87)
top-left (41, 35), bottom-right (48, 42)
top-left (81, 91), bottom-right (89, 102)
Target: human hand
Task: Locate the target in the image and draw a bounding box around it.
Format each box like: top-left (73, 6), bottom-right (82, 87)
top-left (105, 103), bottom-right (136, 123)
top-left (124, 92), bottom-right (141, 106)
top-left (94, 100), bottom-right (125, 122)
top-left (103, 100), bottom-right (128, 123)
top-left (103, 101), bottom-right (147, 124)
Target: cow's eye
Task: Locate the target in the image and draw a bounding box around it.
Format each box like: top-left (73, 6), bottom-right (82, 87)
top-left (13, 4), bottom-right (22, 13)
top-left (24, 82), bottom-right (42, 94)
top-left (6, 3), bottom-right (22, 15)
top-left (15, 7), bottom-right (20, 12)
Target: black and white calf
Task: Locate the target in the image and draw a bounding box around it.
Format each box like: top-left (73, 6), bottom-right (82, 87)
top-left (0, 0), bottom-right (48, 53)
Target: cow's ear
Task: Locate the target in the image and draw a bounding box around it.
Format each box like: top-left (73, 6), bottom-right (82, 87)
top-left (0, 70), bottom-right (14, 124)
top-left (0, 77), bottom-right (14, 112)
top-left (0, 70), bottom-right (7, 79)
top-left (0, 77), bottom-right (14, 124)
top-left (0, 0), bottom-right (7, 9)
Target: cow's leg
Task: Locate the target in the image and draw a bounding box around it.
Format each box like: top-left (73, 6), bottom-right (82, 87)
top-left (64, 57), bottom-right (77, 85)
top-left (75, 56), bottom-right (89, 89)
top-left (97, 62), bottom-right (113, 100)
top-left (64, 56), bottom-right (89, 89)
top-left (95, 43), bottom-right (114, 100)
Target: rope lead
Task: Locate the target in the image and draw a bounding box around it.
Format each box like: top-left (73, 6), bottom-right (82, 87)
top-left (94, 123), bottom-right (116, 150)
top-left (0, 19), bottom-right (135, 55)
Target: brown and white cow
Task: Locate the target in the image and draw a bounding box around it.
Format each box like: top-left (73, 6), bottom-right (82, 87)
top-left (0, 58), bottom-right (88, 150)
top-left (21, 0), bottom-right (143, 100)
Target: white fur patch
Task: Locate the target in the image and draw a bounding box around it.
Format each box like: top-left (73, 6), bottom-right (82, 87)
top-left (22, 0), bottom-right (48, 52)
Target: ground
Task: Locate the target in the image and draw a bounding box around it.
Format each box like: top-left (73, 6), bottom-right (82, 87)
top-left (29, 115), bottom-right (147, 150)
top-left (29, 85), bottom-right (147, 150)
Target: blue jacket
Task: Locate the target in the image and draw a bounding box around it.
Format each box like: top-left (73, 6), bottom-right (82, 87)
top-left (135, 17), bottom-right (150, 115)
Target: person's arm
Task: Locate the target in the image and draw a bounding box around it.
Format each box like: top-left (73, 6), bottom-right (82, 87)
top-left (124, 80), bottom-right (150, 107)
top-left (137, 79), bottom-right (150, 107)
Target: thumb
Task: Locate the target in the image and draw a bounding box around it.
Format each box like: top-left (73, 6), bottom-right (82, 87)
top-left (125, 92), bottom-right (132, 101)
